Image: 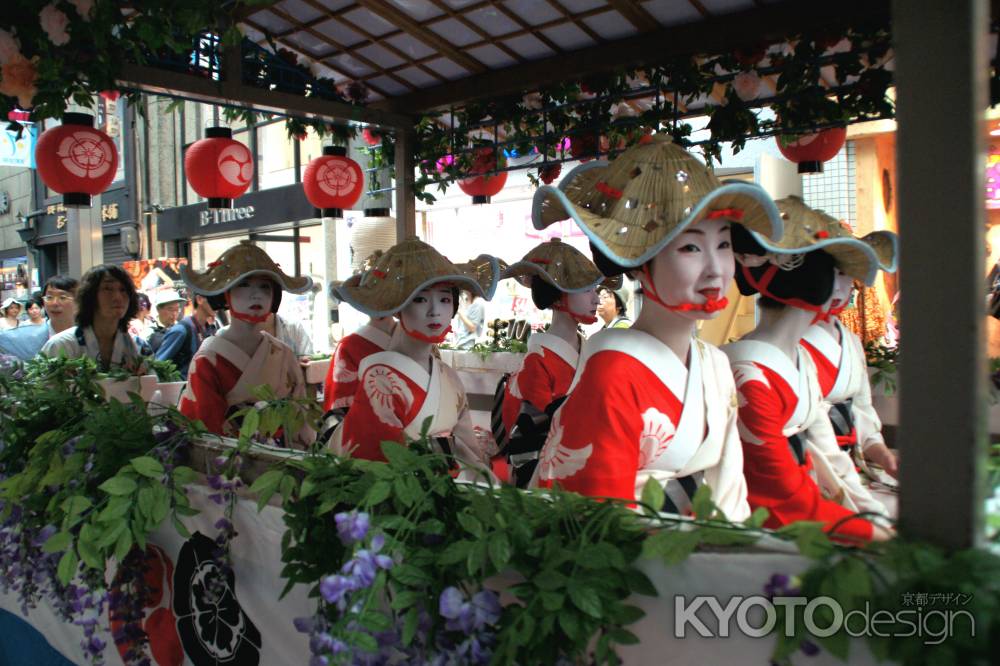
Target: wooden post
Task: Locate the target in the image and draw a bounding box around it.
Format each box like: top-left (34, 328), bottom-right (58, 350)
top-left (893, 0), bottom-right (989, 548)
top-left (394, 128), bottom-right (417, 241)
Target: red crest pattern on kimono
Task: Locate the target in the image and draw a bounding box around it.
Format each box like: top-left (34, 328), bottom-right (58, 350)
top-left (501, 332), bottom-right (579, 432)
top-left (322, 324), bottom-right (392, 412)
top-left (179, 332), bottom-right (311, 442)
top-left (801, 319), bottom-right (887, 454)
top-left (533, 329), bottom-right (750, 521)
top-left (723, 340), bottom-right (875, 541)
top-left (332, 351), bottom-right (492, 473)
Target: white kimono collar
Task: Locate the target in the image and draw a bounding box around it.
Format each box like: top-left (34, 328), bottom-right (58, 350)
top-left (527, 332), bottom-right (579, 368)
top-left (801, 323), bottom-right (842, 368)
top-left (201, 335), bottom-right (252, 369)
top-left (78, 326), bottom-right (141, 367)
top-left (355, 323), bottom-right (393, 350)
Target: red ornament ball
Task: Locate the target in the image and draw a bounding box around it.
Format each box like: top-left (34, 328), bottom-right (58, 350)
top-left (539, 163), bottom-right (562, 185)
top-left (361, 128), bottom-right (381, 146)
top-left (776, 127), bottom-right (847, 174)
top-left (35, 113), bottom-right (119, 208)
top-left (303, 146), bottom-right (364, 217)
top-left (185, 127), bottom-right (253, 209)
top-left (458, 147), bottom-right (507, 204)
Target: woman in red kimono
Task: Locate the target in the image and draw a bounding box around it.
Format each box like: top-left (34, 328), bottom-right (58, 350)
top-left (178, 241), bottom-right (314, 446)
top-left (496, 239), bottom-right (605, 487)
top-left (527, 136), bottom-right (784, 519)
top-left (800, 250), bottom-right (899, 479)
top-left (723, 196), bottom-right (894, 542)
top-left (328, 238), bottom-right (500, 476)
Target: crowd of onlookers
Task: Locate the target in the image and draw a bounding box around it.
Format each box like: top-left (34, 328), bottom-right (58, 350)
top-left (0, 263), bottom-right (315, 380)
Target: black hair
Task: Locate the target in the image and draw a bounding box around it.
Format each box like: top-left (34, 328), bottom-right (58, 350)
top-left (589, 242), bottom-right (633, 279)
top-left (28, 292), bottom-right (44, 310)
top-left (731, 224), bottom-right (835, 308)
top-left (75, 264), bottom-right (140, 331)
top-left (206, 276), bottom-right (283, 314)
top-left (43, 275), bottom-right (78, 296)
top-left (135, 292), bottom-right (151, 311)
top-left (530, 277), bottom-right (562, 310)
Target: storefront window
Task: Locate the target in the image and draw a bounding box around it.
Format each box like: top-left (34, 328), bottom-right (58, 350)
top-left (257, 121), bottom-right (296, 190)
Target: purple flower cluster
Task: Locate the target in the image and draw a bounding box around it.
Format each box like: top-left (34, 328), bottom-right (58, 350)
top-left (109, 548), bottom-right (154, 666)
top-left (319, 531), bottom-right (393, 610)
top-left (294, 614), bottom-right (348, 666)
top-left (433, 587), bottom-right (502, 665)
top-left (335, 510), bottom-right (369, 546)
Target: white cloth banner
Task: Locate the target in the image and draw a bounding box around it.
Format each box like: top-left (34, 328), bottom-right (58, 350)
top-left (1, 488), bottom-right (887, 665)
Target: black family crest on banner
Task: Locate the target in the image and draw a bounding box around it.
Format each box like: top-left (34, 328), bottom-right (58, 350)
top-left (173, 532), bottom-right (262, 665)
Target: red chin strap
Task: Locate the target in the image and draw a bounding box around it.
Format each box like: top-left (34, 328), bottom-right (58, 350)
top-left (224, 292), bottom-right (270, 324)
top-left (739, 264), bottom-right (830, 321)
top-left (638, 265), bottom-right (729, 314)
top-left (398, 318), bottom-right (451, 344)
top-left (552, 299), bottom-right (598, 325)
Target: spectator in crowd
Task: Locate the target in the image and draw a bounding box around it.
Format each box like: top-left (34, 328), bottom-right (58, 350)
top-left (42, 265), bottom-right (147, 372)
top-left (25, 293), bottom-right (46, 326)
top-left (0, 298), bottom-right (21, 330)
top-left (155, 293), bottom-right (217, 379)
top-left (148, 289), bottom-right (186, 352)
top-left (0, 275), bottom-right (78, 360)
top-left (129, 292), bottom-right (155, 341)
top-left (596, 286), bottom-right (631, 329)
top-left (453, 288), bottom-right (485, 350)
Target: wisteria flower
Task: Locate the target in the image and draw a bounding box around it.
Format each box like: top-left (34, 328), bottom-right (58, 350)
top-left (439, 586), bottom-right (502, 634)
top-left (334, 510), bottom-right (369, 545)
top-left (39, 4), bottom-right (71, 46)
top-left (0, 29), bottom-right (20, 65)
top-left (319, 574), bottom-right (354, 606)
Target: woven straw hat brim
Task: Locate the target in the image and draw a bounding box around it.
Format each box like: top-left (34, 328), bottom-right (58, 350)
top-left (181, 265), bottom-right (312, 296)
top-left (502, 260), bottom-right (604, 293)
top-left (534, 180), bottom-right (782, 268)
top-left (863, 230), bottom-right (898, 272)
top-left (744, 230), bottom-right (882, 285)
top-left (334, 251), bottom-right (500, 319)
top-left (533, 161), bottom-right (609, 228)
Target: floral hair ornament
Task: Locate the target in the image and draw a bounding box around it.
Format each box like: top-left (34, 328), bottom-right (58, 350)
top-left (332, 237), bottom-right (500, 319)
top-left (530, 135), bottom-right (783, 268)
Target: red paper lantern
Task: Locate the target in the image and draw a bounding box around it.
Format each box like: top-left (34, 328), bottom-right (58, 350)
top-left (184, 127), bottom-right (253, 209)
top-left (302, 145), bottom-right (364, 218)
top-left (35, 113), bottom-right (119, 208)
top-left (458, 147), bottom-right (507, 204)
top-left (776, 127), bottom-right (847, 174)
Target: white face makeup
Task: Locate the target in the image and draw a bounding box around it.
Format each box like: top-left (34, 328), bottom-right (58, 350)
top-left (229, 276), bottom-right (275, 318)
top-left (399, 285), bottom-right (453, 339)
top-left (827, 269), bottom-right (855, 311)
top-left (643, 216), bottom-right (735, 320)
top-left (564, 288), bottom-right (600, 319)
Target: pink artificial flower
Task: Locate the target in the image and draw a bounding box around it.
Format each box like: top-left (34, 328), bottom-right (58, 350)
top-left (0, 29), bottom-right (20, 65)
top-left (0, 55), bottom-right (39, 108)
top-left (732, 70), bottom-right (761, 102)
top-left (68, 0), bottom-right (95, 21)
top-left (39, 4), bottom-right (71, 46)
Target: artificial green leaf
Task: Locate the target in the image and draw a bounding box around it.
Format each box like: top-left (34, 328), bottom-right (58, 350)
top-left (149, 484), bottom-right (171, 525)
top-left (57, 548), bottom-right (78, 585)
top-left (137, 486), bottom-right (155, 520)
top-left (172, 514), bottom-right (191, 539)
top-left (456, 511), bottom-right (484, 538)
top-left (402, 607), bottom-right (419, 647)
top-left (642, 529), bottom-right (701, 564)
top-left (42, 530), bottom-right (72, 554)
top-left (488, 533), bottom-right (512, 570)
top-left (539, 591), bottom-right (564, 612)
top-left (691, 484), bottom-right (716, 520)
top-left (60, 495), bottom-right (92, 517)
top-left (617, 604), bottom-right (646, 625)
top-left (390, 590), bottom-right (421, 611)
top-left (466, 541), bottom-right (487, 575)
top-left (359, 611), bottom-right (392, 632)
top-left (97, 521), bottom-right (128, 548)
top-left (623, 567), bottom-right (658, 596)
top-left (172, 465), bottom-right (198, 485)
top-left (392, 564), bottom-right (432, 587)
top-left (77, 532), bottom-right (103, 570)
top-left (640, 478), bottom-right (665, 516)
top-left (299, 478), bottom-right (316, 499)
top-left (608, 627), bottom-right (641, 645)
top-left (744, 506), bottom-right (770, 529)
top-left (381, 441), bottom-right (417, 468)
top-left (568, 586), bottom-right (602, 618)
top-left (365, 480), bottom-right (392, 506)
top-left (250, 469), bottom-right (285, 495)
top-left (114, 529), bottom-right (133, 562)
top-left (439, 540), bottom-right (472, 565)
top-left (347, 631), bottom-right (378, 652)
top-left (558, 611), bottom-right (580, 640)
top-left (239, 409), bottom-right (261, 439)
top-left (795, 525), bottom-right (835, 559)
top-left (99, 476), bottom-right (137, 496)
top-left (131, 456), bottom-right (164, 479)
top-left (534, 570), bottom-right (568, 591)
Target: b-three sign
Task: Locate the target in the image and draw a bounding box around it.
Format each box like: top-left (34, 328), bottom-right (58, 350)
top-left (674, 596), bottom-right (975, 646)
top-left (199, 205), bottom-right (256, 227)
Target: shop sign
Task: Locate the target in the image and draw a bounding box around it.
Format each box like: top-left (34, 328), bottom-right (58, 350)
top-left (199, 205), bottom-right (256, 227)
top-left (0, 122), bottom-right (37, 168)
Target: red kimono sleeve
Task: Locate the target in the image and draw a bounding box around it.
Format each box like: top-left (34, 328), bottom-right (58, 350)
top-left (339, 363), bottom-right (420, 462)
top-left (323, 337), bottom-right (362, 412)
top-left (537, 352), bottom-right (642, 501)
top-left (502, 352), bottom-right (555, 432)
top-left (179, 354), bottom-right (230, 436)
top-left (736, 373), bottom-right (873, 541)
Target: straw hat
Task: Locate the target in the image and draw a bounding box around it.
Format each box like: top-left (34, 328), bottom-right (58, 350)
top-left (740, 196), bottom-right (897, 285)
top-left (181, 240), bottom-right (312, 295)
top-left (503, 238), bottom-right (605, 293)
top-left (333, 237), bottom-right (500, 318)
top-left (530, 135), bottom-right (783, 268)
top-left (329, 250), bottom-right (384, 296)
top-left (534, 161), bottom-right (608, 228)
